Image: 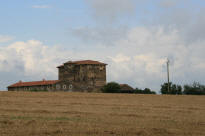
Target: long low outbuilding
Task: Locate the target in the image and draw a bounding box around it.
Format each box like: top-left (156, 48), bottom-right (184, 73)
top-left (8, 80), bottom-right (59, 91)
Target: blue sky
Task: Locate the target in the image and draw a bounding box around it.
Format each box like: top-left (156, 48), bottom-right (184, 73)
top-left (0, 0), bottom-right (205, 91)
top-left (0, 0), bottom-right (89, 45)
top-left (1, 0), bottom-right (204, 45)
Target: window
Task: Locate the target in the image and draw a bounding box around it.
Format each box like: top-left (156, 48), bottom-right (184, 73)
top-left (56, 84), bottom-right (61, 90)
top-left (47, 86), bottom-right (50, 89)
top-left (69, 84), bottom-right (73, 90)
top-left (63, 85), bottom-right (67, 90)
top-left (99, 66), bottom-right (104, 71)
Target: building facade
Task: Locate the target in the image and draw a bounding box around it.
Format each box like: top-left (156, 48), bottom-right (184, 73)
top-left (8, 60), bottom-right (107, 92)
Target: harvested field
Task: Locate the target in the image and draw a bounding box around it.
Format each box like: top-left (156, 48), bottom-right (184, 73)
top-left (0, 92), bottom-right (205, 136)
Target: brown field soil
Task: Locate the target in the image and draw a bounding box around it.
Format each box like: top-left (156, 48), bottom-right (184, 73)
top-left (0, 92), bottom-right (205, 136)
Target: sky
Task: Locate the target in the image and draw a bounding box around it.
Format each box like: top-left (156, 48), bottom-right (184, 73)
top-left (0, 0), bottom-right (205, 92)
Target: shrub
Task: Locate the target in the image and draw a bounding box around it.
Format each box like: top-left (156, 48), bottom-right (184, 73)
top-left (118, 90), bottom-right (134, 93)
top-left (134, 88), bottom-right (143, 94)
top-left (160, 82), bottom-right (182, 95)
top-left (101, 82), bottom-right (121, 93)
top-left (183, 82), bottom-right (205, 95)
top-left (134, 88), bottom-right (156, 94)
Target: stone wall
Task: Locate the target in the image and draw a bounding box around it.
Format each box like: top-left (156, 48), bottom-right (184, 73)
top-left (8, 85), bottom-right (55, 91)
top-left (57, 63), bottom-right (106, 92)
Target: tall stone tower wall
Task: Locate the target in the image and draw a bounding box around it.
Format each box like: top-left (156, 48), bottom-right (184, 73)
top-left (57, 61), bottom-right (107, 92)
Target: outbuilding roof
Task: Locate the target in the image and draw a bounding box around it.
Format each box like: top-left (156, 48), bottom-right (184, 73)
top-left (57, 60), bottom-right (107, 68)
top-left (120, 84), bottom-right (134, 90)
top-left (8, 80), bottom-right (59, 88)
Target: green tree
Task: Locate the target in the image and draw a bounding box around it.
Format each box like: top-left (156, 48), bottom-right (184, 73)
top-left (183, 82), bottom-right (205, 95)
top-left (134, 88), bottom-right (156, 94)
top-left (101, 82), bottom-right (121, 93)
top-left (134, 88), bottom-right (143, 94)
top-left (161, 82), bottom-right (182, 95)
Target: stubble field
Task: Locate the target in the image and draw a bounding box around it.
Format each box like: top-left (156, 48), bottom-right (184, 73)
top-left (0, 91), bottom-right (204, 136)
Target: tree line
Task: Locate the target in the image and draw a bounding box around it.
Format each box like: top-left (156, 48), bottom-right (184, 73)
top-left (161, 82), bottom-right (205, 95)
top-left (101, 82), bottom-right (156, 94)
top-left (102, 82), bottom-right (205, 95)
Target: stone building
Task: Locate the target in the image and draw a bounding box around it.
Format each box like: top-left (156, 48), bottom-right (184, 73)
top-left (8, 60), bottom-right (107, 92)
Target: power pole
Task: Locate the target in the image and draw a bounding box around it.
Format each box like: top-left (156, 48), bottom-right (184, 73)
top-left (167, 59), bottom-right (170, 93)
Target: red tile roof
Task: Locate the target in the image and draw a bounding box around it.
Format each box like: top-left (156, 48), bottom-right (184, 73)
top-left (120, 84), bottom-right (134, 90)
top-left (8, 80), bottom-right (59, 88)
top-left (57, 60), bottom-right (107, 68)
top-left (72, 60), bottom-right (107, 65)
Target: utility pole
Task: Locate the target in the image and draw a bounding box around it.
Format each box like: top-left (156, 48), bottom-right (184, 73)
top-left (167, 59), bottom-right (170, 93)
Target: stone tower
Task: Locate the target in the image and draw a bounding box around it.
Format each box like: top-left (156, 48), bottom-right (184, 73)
top-left (56, 60), bottom-right (107, 92)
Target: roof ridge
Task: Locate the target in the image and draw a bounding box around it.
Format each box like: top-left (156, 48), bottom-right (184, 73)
top-left (57, 60), bottom-right (107, 68)
top-left (8, 80), bottom-right (59, 88)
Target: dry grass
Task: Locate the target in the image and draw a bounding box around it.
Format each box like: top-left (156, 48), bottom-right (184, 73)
top-left (0, 92), bottom-right (204, 136)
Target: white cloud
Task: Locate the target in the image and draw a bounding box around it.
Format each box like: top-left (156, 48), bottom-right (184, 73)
top-left (0, 35), bottom-right (13, 43)
top-left (109, 54), bottom-right (131, 63)
top-left (86, 0), bottom-right (137, 22)
top-left (32, 5), bottom-right (51, 9)
top-left (152, 1), bottom-right (205, 44)
top-left (71, 26), bottom-right (129, 45)
top-left (1, 25), bottom-right (205, 91)
top-left (105, 26), bottom-right (205, 90)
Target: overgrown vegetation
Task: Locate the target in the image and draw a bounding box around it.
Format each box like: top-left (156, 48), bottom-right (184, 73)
top-left (161, 82), bottom-right (182, 95)
top-left (102, 81), bottom-right (205, 95)
top-left (183, 82), bottom-right (205, 95)
top-left (102, 82), bottom-right (156, 94)
top-left (161, 82), bottom-right (205, 95)
top-left (101, 82), bottom-right (121, 93)
top-left (134, 88), bottom-right (156, 94)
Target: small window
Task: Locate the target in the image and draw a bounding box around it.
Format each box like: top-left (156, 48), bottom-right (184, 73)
top-left (63, 85), bottom-right (67, 90)
top-left (69, 84), bottom-right (73, 90)
top-left (99, 66), bottom-right (104, 71)
top-left (56, 84), bottom-right (61, 90)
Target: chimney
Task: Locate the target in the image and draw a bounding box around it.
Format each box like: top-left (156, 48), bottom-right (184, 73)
top-left (42, 78), bottom-right (46, 81)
